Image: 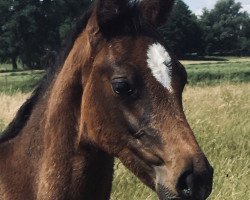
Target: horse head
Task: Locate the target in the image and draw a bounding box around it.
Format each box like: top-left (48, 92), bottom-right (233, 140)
top-left (71, 0), bottom-right (213, 199)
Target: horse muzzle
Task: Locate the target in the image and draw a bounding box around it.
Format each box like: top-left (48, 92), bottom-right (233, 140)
top-left (155, 160), bottom-right (214, 200)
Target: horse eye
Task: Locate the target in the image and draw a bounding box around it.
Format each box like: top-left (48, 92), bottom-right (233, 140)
top-left (111, 80), bottom-right (134, 96)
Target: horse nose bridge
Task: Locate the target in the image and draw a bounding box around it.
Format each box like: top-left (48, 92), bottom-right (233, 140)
top-left (153, 114), bottom-right (213, 198)
top-left (157, 119), bottom-right (210, 171)
top-left (161, 118), bottom-right (203, 156)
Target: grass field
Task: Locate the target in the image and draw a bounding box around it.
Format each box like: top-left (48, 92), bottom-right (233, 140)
top-left (185, 61), bottom-right (250, 85)
top-left (111, 83), bottom-right (250, 200)
top-left (0, 71), bottom-right (43, 94)
top-left (0, 58), bottom-right (249, 199)
top-left (1, 57), bottom-right (249, 93)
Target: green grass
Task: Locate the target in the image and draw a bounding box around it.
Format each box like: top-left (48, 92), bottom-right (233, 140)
top-left (1, 58), bottom-right (249, 95)
top-left (185, 61), bottom-right (250, 85)
top-left (0, 62), bottom-right (23, 72)
top-left (0, 71), bottom-right (43, 94)
top-left (0, 63), bottom-right (15, 72)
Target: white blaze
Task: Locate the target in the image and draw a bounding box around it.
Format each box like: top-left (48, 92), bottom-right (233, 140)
top-left (147, 43), bottom-right (172, 92)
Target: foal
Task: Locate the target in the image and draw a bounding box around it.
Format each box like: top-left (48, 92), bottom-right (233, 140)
top-left (0, 0), bottom-right (213, 200)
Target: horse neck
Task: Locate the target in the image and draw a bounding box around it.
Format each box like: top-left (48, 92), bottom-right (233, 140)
top-left (73, 144), bottom-right (114, 199)
top-left (36, 25), bottom-right (115, 199)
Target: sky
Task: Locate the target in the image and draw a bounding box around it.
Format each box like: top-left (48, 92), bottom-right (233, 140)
top-left (183, 0), bottom-right (250, 15)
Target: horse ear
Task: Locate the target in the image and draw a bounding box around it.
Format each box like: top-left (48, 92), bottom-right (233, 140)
top-left (138, 0), bottom-right (175, 27)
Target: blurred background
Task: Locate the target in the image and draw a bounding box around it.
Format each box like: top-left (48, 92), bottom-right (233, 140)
top-left (0, 0), bottom-right (249, 199)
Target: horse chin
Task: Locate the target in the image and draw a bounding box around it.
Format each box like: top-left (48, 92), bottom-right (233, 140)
top-left (156, 184), bottom-right (180, 200)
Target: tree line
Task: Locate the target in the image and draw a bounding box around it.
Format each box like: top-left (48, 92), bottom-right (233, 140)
top-left (161, 0), bottom-right (250, 58)
top-left (0, 0), bottom-right (250, 70)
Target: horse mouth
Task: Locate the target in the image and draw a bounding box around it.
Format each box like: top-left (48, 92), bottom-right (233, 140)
top-left (156, 183), bottom-right (211, 200)
top-left (156, 184), bottom-right (180, 200)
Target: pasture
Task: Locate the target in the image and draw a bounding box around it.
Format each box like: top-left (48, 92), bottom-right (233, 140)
top-left (0, 58), bottom-right (249, 200)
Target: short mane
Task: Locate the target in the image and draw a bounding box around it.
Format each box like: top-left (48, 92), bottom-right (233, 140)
top-left (0, 4), bottom-right (94, 143)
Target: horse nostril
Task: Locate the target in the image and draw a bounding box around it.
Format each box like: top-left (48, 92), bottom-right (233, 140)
top-left (177, 170), bottom-right (194, 198)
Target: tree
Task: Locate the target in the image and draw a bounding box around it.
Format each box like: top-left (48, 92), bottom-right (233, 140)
top-left (0, 0), bottom-right (91, 69)
top-left (200, 0), bottom-right (250, 55)
top-left (160, 0), bottom-right (203, 58)
top-left (0, 0), bottom-right (20, 70)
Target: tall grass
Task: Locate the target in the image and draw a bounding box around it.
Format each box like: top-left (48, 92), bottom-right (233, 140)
top-left (0, 58), bottom-right (249, 199)
top-left (0, 93), bottom-right (29, 126)
top-left (110, 83), bottom-right (250, 200)
top-left (0, 119), bottom-right (4, 132)
top-left (183, 84), bottom-right (250, 200)
top-left (0, 83), bottom-right (248, 200)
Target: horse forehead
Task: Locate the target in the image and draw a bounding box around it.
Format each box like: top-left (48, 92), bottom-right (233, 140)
top-left (146, 43), bottom-right (172, 92)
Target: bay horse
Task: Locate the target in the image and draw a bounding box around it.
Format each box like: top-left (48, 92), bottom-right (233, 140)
top-left (0, 0), bottom-right (213, 200)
